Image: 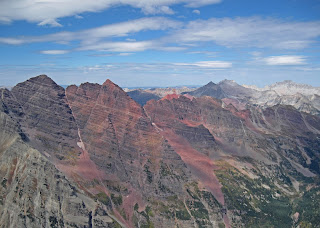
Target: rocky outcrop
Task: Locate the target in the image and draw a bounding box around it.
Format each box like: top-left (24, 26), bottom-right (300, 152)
top-left (0, 103), bottom-right (117, 228)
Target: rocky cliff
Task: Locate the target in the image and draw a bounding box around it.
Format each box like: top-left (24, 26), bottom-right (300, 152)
top-left (145, 94), bottom-right (320, 227)
top-left (1, 75), bottom-right (320, 228)
top-left (0, 94), bottom-right (118, 228)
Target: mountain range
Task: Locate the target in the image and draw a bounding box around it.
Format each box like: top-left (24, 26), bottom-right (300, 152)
top-left (127, 80), bottom-right (320, 116)
top-left (0, 75), bottom-right (320, 228)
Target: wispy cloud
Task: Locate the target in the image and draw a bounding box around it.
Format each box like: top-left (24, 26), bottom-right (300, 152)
top-left (174, 61), bottom-right (232, 68)
top-left (0, 17), bottom-right (181, 47)
top-left (171, 17), bottom-right (320, 49)
top-left (1, 16), bottom-right (320, 55)
top-left (78, 41), bottom-right (156, 52)
top-left (0, 37), bottom-right (24, 45)
top-left (74, 15), bottom-right (83, 19)
top-left (0, 17), bottom-right (184, 53)
top-left (192, 10), bottom-right (200, 15)
top-left (40, 50), bottom-right (70, 55)
top-left (187, 51), bottom-right (218, 57)
top-left (37, 19), bottom-right (62, 27)
top-left (0, 0), bottom-right (221, 26)
top-left (263, 55), bottom-right (307, 65)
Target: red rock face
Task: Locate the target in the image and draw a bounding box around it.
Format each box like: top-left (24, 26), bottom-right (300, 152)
top-left (67, 81), bottom-right (190, 188)
top-left (68, 80), bottom-right (156, 179)
top-left (5, 75), bottom-right (320, 228)
top-left (145, 92), bottom-right (320, 198)
top-left (66, 79), bottom-right (200, 226)
top-left (7, 75), bottom-right (81, 162)
top-left (145, 96), bottom-right (231, 205)
top-left (144, 93), bottom-right (320, 205)
top-left (161, 93), bottom-right (181, 101)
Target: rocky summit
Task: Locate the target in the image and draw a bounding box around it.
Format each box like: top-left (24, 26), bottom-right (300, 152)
top-left (1, 75), bottom-right (320, 228)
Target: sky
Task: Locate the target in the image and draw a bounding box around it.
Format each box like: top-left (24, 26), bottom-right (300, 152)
top-left (0, 0), bottom-right (320, 87)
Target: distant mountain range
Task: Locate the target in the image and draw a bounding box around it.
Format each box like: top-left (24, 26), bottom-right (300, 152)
top-left (126, 86), bottom-right (196, 106)
top-left (126, 80), bottom-right (320, 116)
top-left (1, 75), bottom-right (320, 227)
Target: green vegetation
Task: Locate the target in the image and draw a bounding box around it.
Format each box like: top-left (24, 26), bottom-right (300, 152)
top-left (119, 208), bottom-right (127, 220)
top-left (139, 206), bottom-right (155, 228)
top-left (144, 164), bottom-right (153, 183)
top-left (295, 185), bottom-right (320, 227)
top-left (160, 162), bottom-right (173, 177)
top-left (176, 208), bottom-right (191, 220)
top-left (111, 193), bottom-right (122, 206)
top-left (186, 200), bottom-right (209, 220)
top-left (95, 192), bottom-right (111, 207)
top-left (49, 216), bottom-right (58, 228)
top-left (1, 178), bottom-right (7, 188)
top-left (216, 161), bottom-right (293, 227)
top-left (111, 218), bottom-right (122, 228)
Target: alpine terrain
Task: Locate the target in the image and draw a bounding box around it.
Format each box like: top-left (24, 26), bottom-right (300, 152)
top-left (0, 75), bottom-right (320, 228)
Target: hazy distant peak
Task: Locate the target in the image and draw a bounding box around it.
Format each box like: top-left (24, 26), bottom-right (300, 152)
top-left (244, 80), bottom-right (320, 96)
top-left (219, 79), bottom-right (237, 85)
top-left (206, 81), bottom-right (216, 86)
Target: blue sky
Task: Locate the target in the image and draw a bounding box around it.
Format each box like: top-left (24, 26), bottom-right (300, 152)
top-left (0, 0), bottom-right (320, 87)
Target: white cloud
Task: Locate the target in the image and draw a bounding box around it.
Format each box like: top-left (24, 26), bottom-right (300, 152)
top-left (118, 53), bottom-right (134, 56)
top-left (192, 10), bottom-right (200, 14)
top-left (40, 50), bottom-right (70, 55)
top-left (0, 0), bottom-right (221, 26)
top-left (249, 51), bottom-right (262, 57)
top-left (185, 0), bottom-right (221, 7)
top-left (175, 61), bottom-right (232, 68)
top-left (187, 51), bottom-right (217, 57)
top-left (74, 15), bottom-right (83, 19)
top-left (172, 17), bottom-right (320, 49)
top-left (263, 55), bottom-right (307, 65)
top-left (77, 41), bottom-right (156, 52)
top-left (1, 16), bottom-right (320, 55)
top-left (0, 17), bottom-right (184, 53)
top-left (0, 38), bottom-right (24, 45)
top-left (77, 40), bottom-right (184, 52)
top-left (37, 19), bottom-right (62, 27)
top-left (0, 17), bottom-right (181, 45)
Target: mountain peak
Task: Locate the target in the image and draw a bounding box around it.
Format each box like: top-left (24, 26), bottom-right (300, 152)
top-left (102, 78), bottom-right (113, 86)
top-left (27, 74), bottom-right (56, 85)
top-left (282, 80), bottom-right (293, 83)
top-left (14, 74), bottom-right (63, 93)
top-left (206, 81), bottom-right (216, 86)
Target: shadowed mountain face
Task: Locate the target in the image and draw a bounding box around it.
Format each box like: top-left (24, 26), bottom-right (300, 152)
top-left (183, 81), bottom-right (226, 99)
top-left (1, 75), bottom-right (320, 228)
top-left (0, 91), bottom-right (117, 228)
top-left (127, 89), bottom-right (161, 106)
